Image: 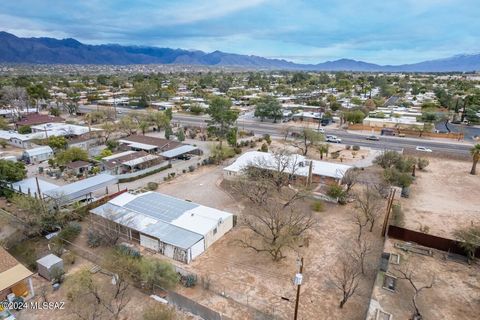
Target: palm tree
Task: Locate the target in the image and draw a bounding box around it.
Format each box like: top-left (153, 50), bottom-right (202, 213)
top-left (470, 144), bottom-right (480, 175)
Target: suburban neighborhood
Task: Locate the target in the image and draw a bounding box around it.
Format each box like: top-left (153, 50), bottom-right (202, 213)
top-left (0, 1), bottom-right (479, 319)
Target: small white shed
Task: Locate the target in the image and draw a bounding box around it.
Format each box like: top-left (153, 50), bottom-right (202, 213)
top-left (36, 254), bottom-right (63, 281)
top-left (23, 146), bottom-right (54, 164)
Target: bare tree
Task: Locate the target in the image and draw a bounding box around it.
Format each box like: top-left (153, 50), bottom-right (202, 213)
top-left (331, 255), bottom-right (362, 308)
top-left (0, 86), bottom-right (28, 122)
top-left (354, 185), bottom-right (384, 232)
top-left (393, 265), bottom-right (435, 320)
top-left (66, 268), bottom-right (131, 320)
top-left (280, 124), bottom-right (292, 141)
top-left (89, 209), bottom-right (133, 246)
top-left (232, 150), bottom-right (316, 261)
top-left (241, 149), bottom-right (302, 192)
top-left (351, 238), bottom-right (372, 275)
top-left (291, 127), bottom-right (323, 156)
top-left (353, 212), bottom-right (368, 242)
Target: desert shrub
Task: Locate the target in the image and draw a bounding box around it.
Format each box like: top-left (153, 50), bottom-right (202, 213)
top-left (180, 274), bottom-right (197, 288)
top-left (260, 143), bottom-right (268, 152)
top-left (345, 145), bottom-right (351, 150)
top-left (116, 244), bottom-right (141, 259)
top-left (50, 242), bottom-right (64, 257)
top-left (311, 200), bottom-right (325, 212)
top-left (9, 242), bottom-right (37, 270)
top-left (87, 229), bottom-right (102, 248)
top-left (147, 182), bottom-right (158, 191)
top-left (331, 151), bottom-right (340, 159)
top-left (263, 134), bottom-right (272, 145)
top-left (50, 266), bottom-right (65, 284)
top-left (188, 165), bottom-right (195, 172)
top-left (234, 147), bottom-right (242, 154)
top-left (143, 304), bottom-right (175, 320)
top-left (352, 145), bottom-right (360, 151)
top-left (249, 140), bottom-right (257, 148)
top-left (373, 151), bottom-right (403, 169)
top-left (60, 222), bottom-right (81, 240)
top-left (326, 184), bottom-right (345, 199)
top-left (384, 168), bottom-right (414, 188)
top-left (63, 251), bottom-right (76, 265)
top-left (417, 158), bottom-right (429, 170)
top-left (391, 203), bottom-right (404, 227)
top-left (182, 169), bottom-right (187, 174)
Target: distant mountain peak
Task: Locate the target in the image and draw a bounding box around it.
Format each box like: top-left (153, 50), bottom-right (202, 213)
top-left (0, 31), bottom-right (479, 71)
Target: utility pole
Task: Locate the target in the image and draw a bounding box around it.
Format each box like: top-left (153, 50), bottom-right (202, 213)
top-left (293, 257), bottom-right (304, 320)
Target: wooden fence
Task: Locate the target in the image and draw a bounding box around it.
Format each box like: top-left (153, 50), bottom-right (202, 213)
top-left (387, 225), bottom-right (480, 257)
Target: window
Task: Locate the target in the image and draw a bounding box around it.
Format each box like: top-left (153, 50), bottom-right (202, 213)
top-left (213, 227), bottom-right (217, 235)
top-left (382, 274), bottom-right (397, 292)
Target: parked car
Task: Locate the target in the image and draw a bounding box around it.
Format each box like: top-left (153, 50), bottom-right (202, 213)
top-left (366, 135), bottom-right (379, 141)
top-left (315, 128), bottom-right (325, 133)
top-left (416, 146), bottom-right (432, 152)
top-left (326, 135), bottom-right (342, 143)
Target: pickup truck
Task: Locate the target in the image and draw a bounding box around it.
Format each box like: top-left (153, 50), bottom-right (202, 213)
top-left (326, 135), bottom-right (342, 143)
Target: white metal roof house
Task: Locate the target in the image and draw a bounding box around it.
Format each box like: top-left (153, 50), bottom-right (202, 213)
top-left (43, 174), bottom-right (119, 205)
top-left (22, 146), bottom-right (54, 164)
top-left (223, 151), bottom-right (352, 184)
top-left (90, 191), bottom-right (234, 264)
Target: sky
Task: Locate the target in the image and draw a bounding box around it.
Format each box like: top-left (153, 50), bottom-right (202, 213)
top-left (0, 0), bottom-right (479, 65)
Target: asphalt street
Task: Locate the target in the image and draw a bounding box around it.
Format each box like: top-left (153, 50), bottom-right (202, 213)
top-left (78, 105), bottom-right (473, 156)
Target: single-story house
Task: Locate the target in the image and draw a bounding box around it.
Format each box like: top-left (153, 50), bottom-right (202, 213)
top-left (65, 160), bottom-right (92, 176)
top-left (22, 146), bottom-right (54, 164)
top-left (119, 135), bottom-right (201, 158)
top-left (0, 247), bottom-right (34, 301)
top-left (43, 173), bottom-right (119, 205)
top-left (101, 151), bottom-right (165, 175)
top-left (15, 113), bottom-right (65, 129)
top-left (223, 151), bottom-right (352, 185)
top-left (90, 191), bottom-right (234, 263)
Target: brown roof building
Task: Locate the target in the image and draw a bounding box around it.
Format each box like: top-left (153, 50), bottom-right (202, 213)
top-left (0, 247), bottom-right (34, 301)
top-left (16, 113), bottom-right (65, 128)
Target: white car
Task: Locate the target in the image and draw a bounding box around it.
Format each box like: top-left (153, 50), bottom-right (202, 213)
top-left (315, 128), bottom-right (325, 133)
top-left (416, 146), bottom-right (432, 152)
top-left (326, 135), bottom-right (342, 143)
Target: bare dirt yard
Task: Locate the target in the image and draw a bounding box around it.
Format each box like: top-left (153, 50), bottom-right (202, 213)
top-left (369, 239), bottom-right (480, 320)
top-left (155, 164), bottom-right (388, 320)
top-left (399, 157), bottom-right (480, 237)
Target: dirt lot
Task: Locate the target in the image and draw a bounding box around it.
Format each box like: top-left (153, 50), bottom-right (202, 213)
top-left (369, 239), bottom-right (480, 320)
top-left (399, 157), bottom-right (480, 237)
top-left (156, 165), bottom-right (387, 320)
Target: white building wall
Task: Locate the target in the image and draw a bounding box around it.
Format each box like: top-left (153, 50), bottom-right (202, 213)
top-left (204, 214), bottom-right (234, 249)
top-left (140, 234), bottom-right (159, 251)
top-left (190, 239), bottom-right (205, 260)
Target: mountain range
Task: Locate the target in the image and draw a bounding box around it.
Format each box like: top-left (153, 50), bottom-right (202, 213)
top-left (1, 31), bottom-right (479, 72)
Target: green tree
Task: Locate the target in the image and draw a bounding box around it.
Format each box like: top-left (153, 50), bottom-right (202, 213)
top-left (17, 125), bottom-right (32, 134)
top-left (0, 117), bottom-right (9, 130)
top-left (176, 128), bottom-right (185, 142)
top-left (149, 111), bottom-right (170, 131)
top-left (254, 96), bottom-right (283, 123)
top-left (99, 148), bottom-right (113, 158)
top-left (143, 305), bottom-right (175, 320)
top-left (344, 110), bottom-right (366, 124)
top-left (164, 125), bottom-right (173, 140)
top-left (119, 116), bottom-right (137, 136)
top-left (0, 160), bottom-right (26, 182)
top-left (453, 225), bottom-right (480, 263)
top-left (165, 108), bottom-right (173, 121)
top-left (206, 97), bottom-right (239, 149)
top-left (55, 147), bottom-right (89, 166)
top-left (48, 136), bottom-right (68, 150)
top-left (470, 144), bottom-right (480, 175)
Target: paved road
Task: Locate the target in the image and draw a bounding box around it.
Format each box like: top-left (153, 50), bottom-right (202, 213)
top-left (173, 114), bottom-right (473, 155)
top-left (78, 105), bottom-right (473, 155)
